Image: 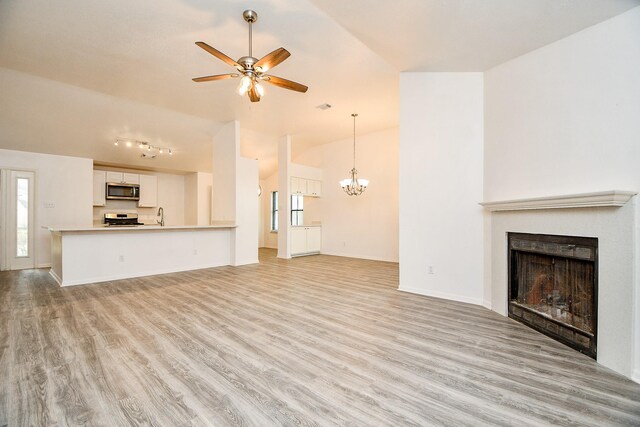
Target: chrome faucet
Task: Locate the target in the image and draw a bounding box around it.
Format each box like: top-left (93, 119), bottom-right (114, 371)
top-left (157, 207), bottom-right (165, 226)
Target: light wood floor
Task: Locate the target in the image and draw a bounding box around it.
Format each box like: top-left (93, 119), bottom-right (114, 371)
top-left (1, 249), bottom-right (639, 426)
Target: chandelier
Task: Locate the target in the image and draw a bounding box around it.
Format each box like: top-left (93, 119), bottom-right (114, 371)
top-left (340, 113), bottom-right (369, 196)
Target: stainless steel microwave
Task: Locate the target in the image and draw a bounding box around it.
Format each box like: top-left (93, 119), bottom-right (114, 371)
top-left (106, 182), bottom-right (140, 200)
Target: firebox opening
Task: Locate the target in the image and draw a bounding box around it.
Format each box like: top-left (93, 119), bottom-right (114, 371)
top-left (508, 233), bottom-right (598, 359)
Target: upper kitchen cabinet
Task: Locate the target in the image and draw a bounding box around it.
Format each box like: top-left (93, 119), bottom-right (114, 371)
top-left (138, 174), bottom-right (158, 207)
top-left (291, 176), bottom-right (306, 195)
top-left (92, 170), bottom-right (106, 206)
top-left (291, 176), bottom-right (322, 197)
top-left (106, 171), bottom-right (139, 184)
top-left (307, 179), bottom-right (322, 197)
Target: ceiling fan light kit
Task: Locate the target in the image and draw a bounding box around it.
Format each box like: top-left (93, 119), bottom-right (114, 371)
top-left (193, 10), bottom-right (308, 102)
top-left (340, 114), bottom-right (369, 196)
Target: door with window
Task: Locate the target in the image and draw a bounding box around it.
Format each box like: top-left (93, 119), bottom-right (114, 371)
top-left (6, 170), bottom-right (35, 270)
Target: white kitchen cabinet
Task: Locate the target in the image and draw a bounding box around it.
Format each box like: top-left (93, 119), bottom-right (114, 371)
top-left (290, 226), bottom-right (321, 256)
top-left (290, 227), bottom-right (307, 255)
top-left (306, 227), bottom-right (322, 252)
top-left (92, 170), bottom-right (106, 206)
top-left (306, 179), bottom-right (322, 197)
top-left (291, 176), bottom-right (321, 197)
top-left (106, 171), bottom-right (139, 184)
top-left (123, 173), bottom-right (139, 184)
top-left (138, 174), bottom-right (158, 207)
top-left (290, 176), bottom-right (306, 195)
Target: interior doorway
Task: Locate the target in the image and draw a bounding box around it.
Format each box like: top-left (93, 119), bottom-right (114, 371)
top-left (1, 170), bottom-right (36, 270)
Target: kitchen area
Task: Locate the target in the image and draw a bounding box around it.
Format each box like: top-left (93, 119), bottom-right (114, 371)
top-left (47, 165), bottom-right (238, 287)
top-left (93, 167), bottom-right (183, 227)
top-left (3, 124), bottom-right (326, 287)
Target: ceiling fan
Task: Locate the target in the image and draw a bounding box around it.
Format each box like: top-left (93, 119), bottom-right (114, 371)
top-left (192, 10), bottom-right (308, 103)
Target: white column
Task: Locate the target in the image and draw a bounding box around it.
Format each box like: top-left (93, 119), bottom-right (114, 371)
top-left (399, 72), bottom-right (484, 305)
top-left (277, 135), bottom-right (292, 259)
top-left (212, 121), bottom-right (258, 266)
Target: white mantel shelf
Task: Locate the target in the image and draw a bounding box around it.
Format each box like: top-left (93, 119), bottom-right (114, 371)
top-left (480, 190), bottom-right (637, 212)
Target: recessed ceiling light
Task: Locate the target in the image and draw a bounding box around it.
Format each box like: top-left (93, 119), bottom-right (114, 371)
top-left (316, 103), bottom-right (332, 110)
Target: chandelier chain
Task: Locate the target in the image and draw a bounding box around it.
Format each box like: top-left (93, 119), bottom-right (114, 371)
top-left (352, 113), bottom-right (357, 169)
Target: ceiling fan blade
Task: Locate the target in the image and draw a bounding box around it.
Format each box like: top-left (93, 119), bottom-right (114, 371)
top-left (192, 73), bottom-right (239, 82)
top-left (263, 75), bottom-right (308, 93)
top-left (248, 84), bottom-right (261, 102)
top-left (195, 42), bottom-right (239, 68)
top-left (254, 48), bottom-right (290, 72)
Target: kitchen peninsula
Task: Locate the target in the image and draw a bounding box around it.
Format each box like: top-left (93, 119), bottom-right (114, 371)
top-left (48, 224), bottom-right (236, 286)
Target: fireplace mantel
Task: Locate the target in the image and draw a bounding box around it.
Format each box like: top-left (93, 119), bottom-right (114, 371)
top-left (480, 190), bottom-right (636, 212)
top-left (486, 192), bottom-right (637, 379)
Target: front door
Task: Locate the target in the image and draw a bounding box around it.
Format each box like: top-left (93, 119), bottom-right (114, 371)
top-left (5, 170), bottom-right (36, 270)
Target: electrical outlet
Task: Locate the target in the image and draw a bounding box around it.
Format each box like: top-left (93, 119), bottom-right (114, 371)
top-left (119, 255), bottom-right (125, 262)
top-left (193, 249), bottom-right (198, 255)
top-left (44, 202), bottom-right (55, 208)
top-left (427, 266), bottom-right (434, 275)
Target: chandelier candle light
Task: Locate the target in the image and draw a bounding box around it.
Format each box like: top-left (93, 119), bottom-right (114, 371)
top-left (340, 113), bottom-right (369, 196)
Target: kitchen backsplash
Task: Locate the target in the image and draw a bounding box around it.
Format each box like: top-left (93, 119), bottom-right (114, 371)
top-left (93, 201), bottom-right (163, 225)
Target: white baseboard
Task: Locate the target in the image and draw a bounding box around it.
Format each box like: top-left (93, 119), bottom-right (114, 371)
top-left (398, 285), bottom-right (483, 306)
top-left (320, 250), bottom-right (398, 263)
top-left (232, 258), bottom-right (259, 266)
top-left (482, 299), bottom-right (492, 310)
top-left (49, 269), bottom-right (62, 286)
top-left (37, 263), bottom-right (52, 269)
top-left (632, 369), bottom-right (640, 385)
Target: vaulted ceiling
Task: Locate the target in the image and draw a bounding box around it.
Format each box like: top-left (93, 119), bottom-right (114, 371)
top-left (1, 0), bottom-right (637, 177)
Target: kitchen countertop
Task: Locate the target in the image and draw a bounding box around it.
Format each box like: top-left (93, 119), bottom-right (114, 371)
top-left (46, 223), bottom-right (237, 233)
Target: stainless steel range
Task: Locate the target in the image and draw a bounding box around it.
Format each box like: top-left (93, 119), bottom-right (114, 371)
top-left (104, 213), bottom-right (144, 226)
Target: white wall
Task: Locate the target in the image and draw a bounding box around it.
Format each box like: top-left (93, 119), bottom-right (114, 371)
top-left (212, 121), bottom-right (258, 266)
top-left (636, 197), bottom-right (640, 383)
top-left (294, 127), bottom-right (399, 262)
top-left (260, 173), bottom-right (279, 248)
top-left (399, 73), bottom-right (484, 304)
top-left (196, 172), bottom-right (212, 226)
top-left (232, 157), bottom-right (259, 265)
top-left (184, 173), bottom-right (197, 225)
top-left (212, 122), bottom-right (238, 223)
top-left (483, 7), bottom-right (640, 381)
top-left (484, 7), bottom-right (640, 201)
top-left (184, 172), bottom-right (212, 226)
top-left (277, 136), bottom-right (292, 259)
top-left (0, 149), bottom-right (93, 267)
top-left (156, 173), bottom-right (185, 226)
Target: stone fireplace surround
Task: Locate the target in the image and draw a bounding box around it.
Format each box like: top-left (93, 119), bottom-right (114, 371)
top-left (482, 191), bottom-right (638, 380)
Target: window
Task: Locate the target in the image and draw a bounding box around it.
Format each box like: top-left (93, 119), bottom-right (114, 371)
top-left (270, 191), bottom-right (278, 231)
top-left (16, 177), bottom-right (29, 257)
top-left (291, 195), bottom-right (304, 226)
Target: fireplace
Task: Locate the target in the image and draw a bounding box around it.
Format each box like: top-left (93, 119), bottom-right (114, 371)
top-left (508, 233), bottom-right (598, 358)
